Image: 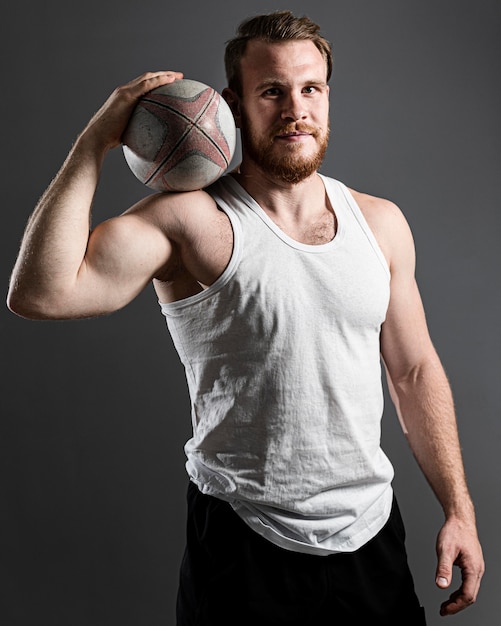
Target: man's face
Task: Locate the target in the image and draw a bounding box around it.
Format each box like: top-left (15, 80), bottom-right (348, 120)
top-left (236, 39), bottom-right (330, 184)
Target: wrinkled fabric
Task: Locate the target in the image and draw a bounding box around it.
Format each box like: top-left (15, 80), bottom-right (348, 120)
top-left (160, 174), bottom-right (394, 554)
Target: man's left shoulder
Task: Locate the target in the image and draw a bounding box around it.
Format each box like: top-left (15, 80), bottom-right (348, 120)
top-left (348, 187), bottom-right (401, 218)
top-left (345, 187), bottom-right (415, 263)
top-left (348, 187), bottom-right (410, 233)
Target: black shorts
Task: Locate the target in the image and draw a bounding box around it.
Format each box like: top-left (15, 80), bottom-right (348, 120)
top-left (177, 482), bottom-right (426, 626)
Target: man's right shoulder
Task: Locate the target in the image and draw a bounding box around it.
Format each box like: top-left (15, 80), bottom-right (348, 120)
top-left (125, 188), bottom-right (220, 232)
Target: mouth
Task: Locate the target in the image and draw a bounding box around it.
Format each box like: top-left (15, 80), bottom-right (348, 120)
top-left (277, 131), bottom-right (310, 138)
top-left (275, 131), bottom-right (315, 145)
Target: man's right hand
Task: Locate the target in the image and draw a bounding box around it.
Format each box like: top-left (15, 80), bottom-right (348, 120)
top-left (82, 71), bottom-right (184, 153)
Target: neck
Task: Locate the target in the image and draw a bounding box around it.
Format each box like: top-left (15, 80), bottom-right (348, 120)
top-left (230, 164), bottom-right (335, 245)
top-left (231, 161), bottom-right (324, 219)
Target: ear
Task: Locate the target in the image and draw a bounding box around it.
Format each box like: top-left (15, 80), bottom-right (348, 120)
top-left (222, 88), bottom-right (242, 128)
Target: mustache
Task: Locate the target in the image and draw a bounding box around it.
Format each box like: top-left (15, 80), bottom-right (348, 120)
top-left (272, 123), bottom-right (319, 137)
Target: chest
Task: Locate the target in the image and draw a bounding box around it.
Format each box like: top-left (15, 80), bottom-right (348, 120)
top-left (269, 210), bottom-right (336, 246)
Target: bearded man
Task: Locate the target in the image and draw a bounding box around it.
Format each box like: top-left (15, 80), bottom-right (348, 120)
top-left (8, 11), bottom-right (483, 626)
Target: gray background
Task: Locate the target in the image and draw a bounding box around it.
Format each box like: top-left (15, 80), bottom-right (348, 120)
top-left (1, 1), bottom-right (499, 624)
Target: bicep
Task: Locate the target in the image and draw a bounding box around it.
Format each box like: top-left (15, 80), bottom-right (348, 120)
top-left (73, 213), bottom-right (174, 317)
top-left (374, 204), bottom-right (438, 382)
top-left (381, 272), bottom-right (437, 383)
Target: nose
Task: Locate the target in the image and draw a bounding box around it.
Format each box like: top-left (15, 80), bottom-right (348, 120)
top-left (281, 91), bottom-right (307, 122)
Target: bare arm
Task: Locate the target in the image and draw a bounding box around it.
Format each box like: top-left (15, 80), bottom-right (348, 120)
top-left (7, 71), bottom-right (183, 319)
top-left (356, 192), bottom-right (485, 617)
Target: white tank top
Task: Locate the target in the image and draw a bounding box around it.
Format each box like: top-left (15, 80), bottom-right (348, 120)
top-left (160, 174), bottom-right (394, 555)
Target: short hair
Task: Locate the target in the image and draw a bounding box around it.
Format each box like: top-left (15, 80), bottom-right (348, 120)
top-left (224, 10), bottom-right (333, 95)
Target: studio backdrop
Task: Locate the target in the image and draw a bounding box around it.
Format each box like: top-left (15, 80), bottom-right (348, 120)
top-left (1, 1), bottom-right (499, 625)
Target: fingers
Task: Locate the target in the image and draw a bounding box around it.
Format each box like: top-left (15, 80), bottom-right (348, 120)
top-left (113, 71), bottom-right (184, 112)
top-left (437, 562), bottom-right (483, 616)
top-left (439, 570), bottom-right (483, 616)
top-left (121, 70), bottom-right (184, 99)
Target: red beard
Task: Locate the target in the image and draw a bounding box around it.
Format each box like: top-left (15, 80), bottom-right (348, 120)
top-left (241, 116), bottom-right (330, 184)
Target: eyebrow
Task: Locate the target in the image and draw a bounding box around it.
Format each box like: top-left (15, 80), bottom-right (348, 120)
top-left (255, 78), bottom-right (327, 92)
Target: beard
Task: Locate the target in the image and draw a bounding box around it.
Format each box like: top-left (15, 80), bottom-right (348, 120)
top-left (240, 111), bottom-right (330, 185)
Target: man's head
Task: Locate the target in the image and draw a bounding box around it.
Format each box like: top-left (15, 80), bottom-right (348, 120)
top-left (223, 11), bottom-right (332, 185)
top-left (225, 11), bottom-right (333, 97)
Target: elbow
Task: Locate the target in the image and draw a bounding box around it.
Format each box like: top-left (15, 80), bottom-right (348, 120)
top-left (7, 284), bottom-right (70, 320)
top-left (388, 353), bottom-right (444, 392)
top-left (7, 290), bottom-right (50, 320)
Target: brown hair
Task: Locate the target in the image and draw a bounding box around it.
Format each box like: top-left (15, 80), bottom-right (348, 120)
top-left (224, 10), bottom-right (333, 95)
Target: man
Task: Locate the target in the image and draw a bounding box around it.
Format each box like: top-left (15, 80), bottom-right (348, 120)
top-left (8, 10), bottom-right (483, 625)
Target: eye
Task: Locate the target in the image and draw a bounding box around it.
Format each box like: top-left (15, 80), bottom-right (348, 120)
top-left (303, 86), bottom-right (317, 94)
top-left (262, 87), bottom-right (282, 97)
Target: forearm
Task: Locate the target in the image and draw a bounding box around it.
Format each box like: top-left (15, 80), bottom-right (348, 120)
top-left (7, 132), bottom-right (107, 317)
top-left (388, 354), bottom-right (475, 521)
